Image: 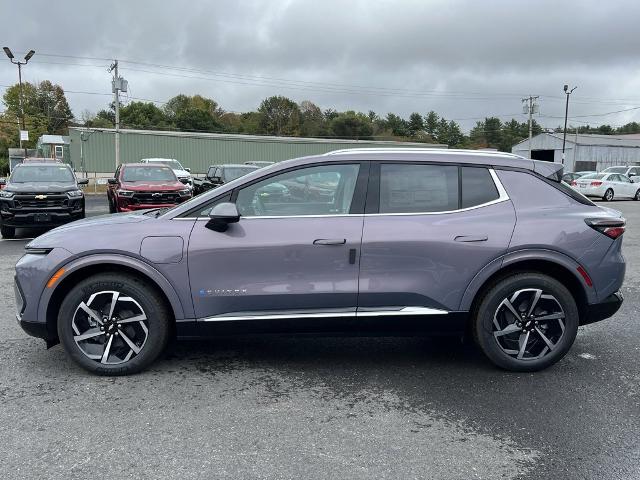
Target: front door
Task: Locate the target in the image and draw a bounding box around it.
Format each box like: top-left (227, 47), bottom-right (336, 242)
top-left (187, 162), bottom-right (367, 320)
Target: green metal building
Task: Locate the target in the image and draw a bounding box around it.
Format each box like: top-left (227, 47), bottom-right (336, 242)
top-left (69, 127), bottom-right (446, 175)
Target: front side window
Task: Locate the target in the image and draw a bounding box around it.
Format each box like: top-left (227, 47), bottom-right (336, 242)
top-left (236, 164), bottom-right (360, 217)
top-left (379, 164), bottom-right (458, 213)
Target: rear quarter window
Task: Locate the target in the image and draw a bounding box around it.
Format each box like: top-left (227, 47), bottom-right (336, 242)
top-left (461, 167), bottom-right (500, 208)
top-left (496, 170), bottom-right (589, 208)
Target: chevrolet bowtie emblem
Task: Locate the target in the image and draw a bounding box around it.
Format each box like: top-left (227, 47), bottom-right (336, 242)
top-left (34, 195), bottom-right (47, 200)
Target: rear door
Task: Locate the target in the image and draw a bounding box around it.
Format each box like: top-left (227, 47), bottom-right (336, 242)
top-left (358, 162), bottom-right (516, 316)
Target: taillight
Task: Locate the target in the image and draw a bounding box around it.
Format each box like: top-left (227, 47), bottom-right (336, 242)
top-left (590, 181), bottom-right (603, 186)
top-left (570, 180), bottom-right (577, 186)
top-left (585, 217), bottom-right (626, 239)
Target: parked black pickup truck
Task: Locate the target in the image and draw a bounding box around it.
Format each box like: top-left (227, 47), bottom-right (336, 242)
top-left (192, 164), bottom-right (259, 195)
top-left (0, 160), bottom-right (88, 238)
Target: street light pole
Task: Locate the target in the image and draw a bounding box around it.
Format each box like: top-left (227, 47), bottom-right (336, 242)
top-left (3, 47), bottom-right (35, 156)
top-left (562, 84), bottom-right (577, 165)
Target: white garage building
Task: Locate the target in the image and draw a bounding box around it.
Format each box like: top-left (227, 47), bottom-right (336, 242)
top-left (512, 133), bottom-right (640, 172)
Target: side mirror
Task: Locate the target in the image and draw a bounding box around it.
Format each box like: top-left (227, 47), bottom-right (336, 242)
top-left (107, 178), bottom-right (117, 185)
top-left (206, 202), bottom-right (240, 232)
top-left (184, 167), bottom-right (191, 173)
top-left (77, 178), bottom-right (89, 185)
top-left (179, 178), bottom-right (190, 185)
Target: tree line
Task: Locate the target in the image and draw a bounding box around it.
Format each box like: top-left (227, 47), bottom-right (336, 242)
top-left (3, 80), bottom-right (640, 172)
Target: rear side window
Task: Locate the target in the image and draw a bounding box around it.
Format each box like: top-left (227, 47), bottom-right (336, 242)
top-left (379, 164), bottom-right (458, 213)
top-left (461, 167), bottom-right (499, 208)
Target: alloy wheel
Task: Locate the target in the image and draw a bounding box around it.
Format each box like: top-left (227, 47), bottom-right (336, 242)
top-left (492, 288), bottom-right (566, 361)
top-left (72, 290), bottom-right (149, 365)
top-left (605, 189), bottom-right (614, 201)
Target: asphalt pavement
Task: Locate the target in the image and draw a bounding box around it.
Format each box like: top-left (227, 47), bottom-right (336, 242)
top-left (0, 194), bottom-right (638, 479)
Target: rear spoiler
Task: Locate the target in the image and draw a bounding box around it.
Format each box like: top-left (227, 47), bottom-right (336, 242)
top-left (532, 160), bottom-right (564, 182)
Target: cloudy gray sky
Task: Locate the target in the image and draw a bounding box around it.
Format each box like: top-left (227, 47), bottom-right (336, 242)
top-left (2, 0), bottom-right (640, 131)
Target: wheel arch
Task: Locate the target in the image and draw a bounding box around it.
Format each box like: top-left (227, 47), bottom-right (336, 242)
top-left (461, 251), bottom-right (594, 325)
top-left (41, 254), bottom-right (186, 345)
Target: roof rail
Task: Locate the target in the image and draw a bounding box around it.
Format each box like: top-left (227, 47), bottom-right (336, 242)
top-left (323, 147), bottom-right (523, 159)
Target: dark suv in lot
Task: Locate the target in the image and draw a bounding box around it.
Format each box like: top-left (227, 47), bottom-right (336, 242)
top-left (192, 164), bottom-right (259, 195)
top-left (0, 161), bottom-right (88, 238)
top-left (107, 163), bottom-right (192, 212)
top-left (15, 149), bottom-right (625, 375)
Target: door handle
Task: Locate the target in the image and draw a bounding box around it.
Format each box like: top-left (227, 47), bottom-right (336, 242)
top-left (454, 235), bottom-right (488, 242)
top-left (313, 238), bottom-right (347, 245)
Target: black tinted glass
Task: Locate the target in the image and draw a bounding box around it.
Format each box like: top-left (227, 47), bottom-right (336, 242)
top-left (11, 165), bottom-right (74, 183)
top-left (379, 164), bottom-right (458, 213)
top-left (461, 167), bottom-right (499, 208)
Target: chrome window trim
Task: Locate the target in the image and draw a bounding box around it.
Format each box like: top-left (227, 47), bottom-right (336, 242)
top-left (201, 306), bottom-right (448, 322)
top-left (173, 168), bottom-right (509, 220)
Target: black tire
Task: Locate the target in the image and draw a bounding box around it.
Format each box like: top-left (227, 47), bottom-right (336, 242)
top-left (603, 188), bottom-right (614, 202)
top-left (472, 272), bottom-right (579, 372)
top-left (108, 194), bottom-right (116, 213)
top-left (1, 224), bottom-right (15, 239)
top-left (57, 273), bottom-right (171, 375)
top-left (634, 189), bottom-right (640, 201)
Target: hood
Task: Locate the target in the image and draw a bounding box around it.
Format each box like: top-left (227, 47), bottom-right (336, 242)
top-left (120, 181), bottom-right (185, 191)
top-left (172, 169), bottom-right (191, 178)
top-left (27, 211), bottom-right (151, 251)
top-left (5, 181), bottom-right (78, 193)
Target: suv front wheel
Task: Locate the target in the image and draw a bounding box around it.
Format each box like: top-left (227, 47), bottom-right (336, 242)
top-left (57, 273), bottom-right (170, 375)
top-left (473, 272), bottom-right (579, 372)
top-left (1, 224), bottom-right (15, 239)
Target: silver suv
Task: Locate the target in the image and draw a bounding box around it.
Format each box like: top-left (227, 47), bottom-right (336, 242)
top-left (15, 149), bottom-right (625, 375)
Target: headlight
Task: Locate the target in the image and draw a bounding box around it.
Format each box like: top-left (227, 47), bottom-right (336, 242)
top-left (117, 189), bottom-right (135, 197)
top-left (0, 190), bottom-right (14, 199)
top-left (179, 188), bottom-right (192, 197)
top-left (66, 190), bottom-right (83, 198)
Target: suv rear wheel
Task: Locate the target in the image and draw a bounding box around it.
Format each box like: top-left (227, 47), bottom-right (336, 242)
top-left (57, 273), bottom-right (170, 375)
top-left (473, 273), bottom-right (579, 372)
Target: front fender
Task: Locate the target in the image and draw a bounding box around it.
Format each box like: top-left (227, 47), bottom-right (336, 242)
top-left (38, 253), bottom-right (187, 325)
top-left (458, 248), bottom-right (597, 311)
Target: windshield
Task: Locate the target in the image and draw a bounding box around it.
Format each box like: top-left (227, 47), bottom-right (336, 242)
top-left (224, 166), bottom-right (258, 181)
top-left (580, 173), bottom-right (606, 180)
top-left (603, 167), bottom-right (626, 174)
top-left (123, 166), bottom-right (177, 182)
top-left (10, 165), bottom-right (75, 183)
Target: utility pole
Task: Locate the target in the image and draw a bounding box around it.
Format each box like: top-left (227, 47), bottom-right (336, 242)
top-left (108, 60), bottom-right (127, 168)
top-left (562, 84), bottom-right (577, 165)
top-left (521, 95), bottom-right (539, 159)
top-left (3, 47), bottom-right (35, 157)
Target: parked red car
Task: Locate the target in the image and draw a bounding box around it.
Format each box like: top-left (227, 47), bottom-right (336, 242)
top-left (107, 163), bottom-right (192, 213)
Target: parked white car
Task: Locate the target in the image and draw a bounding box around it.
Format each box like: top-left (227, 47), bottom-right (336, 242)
top-left (571, 172), bottom-right (640, 201)
top-left (601, 166), bottom-right (640, 181)
top-left (140, 158), bottom-right (193, 189)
